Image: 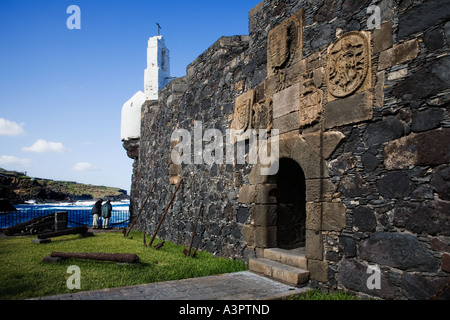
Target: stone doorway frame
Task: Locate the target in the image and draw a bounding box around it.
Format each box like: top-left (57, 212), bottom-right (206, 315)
top-left (240, 131), bottom-right (346, 281)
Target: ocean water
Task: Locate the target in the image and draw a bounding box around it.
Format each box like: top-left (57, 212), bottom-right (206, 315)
top-left (1, 200), bottom-right (130, 229)
top-left (14, 200), bottom-right (130, 211)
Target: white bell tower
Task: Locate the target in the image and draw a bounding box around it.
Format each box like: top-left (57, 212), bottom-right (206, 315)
top-left (121, 33), bottom-right (171, 141)
top-left (144, 35), bottom-right (171, 101)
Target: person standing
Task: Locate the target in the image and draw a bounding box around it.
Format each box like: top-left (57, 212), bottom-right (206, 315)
top-left (91, 199), bottom-right (103, 229)
top-left (101, 200), bottom-right (113, 229)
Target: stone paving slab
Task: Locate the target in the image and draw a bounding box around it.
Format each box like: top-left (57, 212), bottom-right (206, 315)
top-left (35, 271), bottom-right (310, 300)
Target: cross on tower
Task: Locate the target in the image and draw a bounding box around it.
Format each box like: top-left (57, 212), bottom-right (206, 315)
top-left (156, 23), bottom-right (161, 36)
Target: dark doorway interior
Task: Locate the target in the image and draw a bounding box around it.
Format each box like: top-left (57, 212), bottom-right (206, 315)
top-left (276, 158), bottom-right (306, 249)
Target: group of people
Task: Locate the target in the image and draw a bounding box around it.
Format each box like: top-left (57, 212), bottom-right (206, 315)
top-left (90, 199), bottom-right (112, 229)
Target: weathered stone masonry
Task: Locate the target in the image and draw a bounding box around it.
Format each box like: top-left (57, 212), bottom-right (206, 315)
top-left (124, 0), bottom-right (450, 299)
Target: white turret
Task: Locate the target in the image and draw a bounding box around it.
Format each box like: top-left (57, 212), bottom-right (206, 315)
top-left (121, 91), bottom-right (145, 141)
top-left (121, 34), bottom-right (171, 141)
top-left (144, 35), bottom-right (171, 101)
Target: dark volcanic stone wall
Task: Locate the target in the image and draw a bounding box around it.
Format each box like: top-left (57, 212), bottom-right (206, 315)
top-left (124, 0), bottom-right (450, 299)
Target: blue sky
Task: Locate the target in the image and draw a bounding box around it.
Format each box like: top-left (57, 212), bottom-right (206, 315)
top-left (0, 0), bottom-right (261, 193)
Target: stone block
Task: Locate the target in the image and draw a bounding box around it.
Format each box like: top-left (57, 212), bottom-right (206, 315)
top-left (373, 21), bottom-right (392, 54)
top-left (411, 108), bottom-right (444, 133)
top-left (278, 133), bottom-right (328, 180)
top-left (442, 253), bottom-right (450, 273)
top-left (393, 56), bottom-right (450, 101)
top-left (359, 232), bottom-right (439, 272)
top-left (302, 130), bottom-right (345, 160)
top-left (305, 229), bottom-right (323, 260)
top-left (401, 273), bottom-right (450, 300)
top-left (393, 200), bottom-right (450, 236)
top-left (378, 39), bottom-right (419, 70)
top-left (251, 205), bottom-right (277, 227)
top-left (238, 184), bottom-right (277, 204)
top-left (242, 224), bottom-right (255, 246)
top-left (238, 185), bottom-right (256, 204)
top-left (273, 111), bottom-right (301, 134)
top-left (338, 236), bottom-right (356, 257)
top-left (337, 258), bottom-right (396, 299)
top-left (305, 202), bottom-right (322, 231)
top-left (305, 179), bottom-right (335, 202)
top-left (273, 83), bottom-right (301, 119)
top-left (377, 171), bottom-right (413, 199)
top-left (384, 129), bottom-right (450, 170)
top-left (307, 259), bottom-right (328, 283)
top-left (352, 206), bottom-right (376, 232)
top-left (431, 165), bottom-right (450, 201)
top-left (397, 0), bottom-right (450, 40)
top-left (248, 164), bottom-right (276, 185)
top-left (374, 71), bottom-right (385, 107)
top-left (322, 202), bottom-right (346, 232)
top-left (363, 115), bottom-right (404, 147)
top-left (324, 91), bottom-right (373, 129)
top-left (254, 226), bottom-right (277, 248)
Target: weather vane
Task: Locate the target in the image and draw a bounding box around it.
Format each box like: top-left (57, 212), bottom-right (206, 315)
top-left (156, 23), bottom-right (161, 36)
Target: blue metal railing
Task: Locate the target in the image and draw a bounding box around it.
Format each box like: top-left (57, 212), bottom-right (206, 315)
top-left (0, 210), bottom-right (130, 230)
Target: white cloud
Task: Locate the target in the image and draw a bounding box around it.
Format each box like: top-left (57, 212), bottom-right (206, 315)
top-left (0, 155), bottom-right (32, 168)
top-left (0, 118), bottom-right (25, 136)
top-left (22, 139), bottom-right (69, 153)
top-left (72, 162), bottom-right (100, 172)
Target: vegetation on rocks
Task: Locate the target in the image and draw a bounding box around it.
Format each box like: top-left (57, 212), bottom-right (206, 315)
top-left (0, 168), bottom-right (128, 204)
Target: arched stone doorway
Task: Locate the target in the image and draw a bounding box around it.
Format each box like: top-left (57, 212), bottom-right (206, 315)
top-left (276, 158), bottom-right (306, 249)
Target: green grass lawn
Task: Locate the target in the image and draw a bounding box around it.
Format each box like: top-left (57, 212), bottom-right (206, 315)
top-left (285, 289), bottom-right (360, 300)
top-left (0, 231), bottom-right (247, 300)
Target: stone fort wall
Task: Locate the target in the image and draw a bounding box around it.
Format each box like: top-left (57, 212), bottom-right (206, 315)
top-left (124, 0), bottom-right (450, 299)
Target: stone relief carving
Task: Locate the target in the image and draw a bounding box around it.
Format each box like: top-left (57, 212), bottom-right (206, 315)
top-left (267, 9), bottom-right (304, 78)
top-left (299, 78), bottom-right (323, 127)
top-left (233, 90), bottom-right (254, 131)
top-left (327, 31), bottom-right (370, 99)
top-left (253, 98), bottom-right (273, 131)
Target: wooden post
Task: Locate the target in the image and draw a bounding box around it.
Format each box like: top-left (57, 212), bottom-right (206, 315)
top-left (125, 181), bottom-right (156, 237)
top-left (186, 203), bottom-right (203, 257)
top-left (148, 178), bottom-right (183, 247)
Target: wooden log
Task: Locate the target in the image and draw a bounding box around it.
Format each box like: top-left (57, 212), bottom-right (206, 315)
top-left (124, 181), bottom-right (156, 237)
top-left (148, 178), bottom-right (183, 247)
top-left (38, 226), bottom-right (88, 239)
top-left (50, 252), bottom-right (140, 263)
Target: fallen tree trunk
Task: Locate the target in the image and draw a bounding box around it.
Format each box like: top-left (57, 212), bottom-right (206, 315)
top-left (50, 252), bottom-right (140, 263)
top-left (38, 226), bottom-right (88, 239)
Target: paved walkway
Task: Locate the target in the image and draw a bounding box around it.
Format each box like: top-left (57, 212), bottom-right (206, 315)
top-left (35, 271), bottom-right (310, 300)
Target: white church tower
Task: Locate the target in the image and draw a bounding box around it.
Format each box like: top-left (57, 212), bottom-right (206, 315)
top-left (144, 35), bottom-right (171, 101)
top-left (121, 34), bottom-right (171, 141)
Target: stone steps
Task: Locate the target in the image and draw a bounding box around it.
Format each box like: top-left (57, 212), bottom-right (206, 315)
top-left (249, 247), bottom-right (309, 286)
top-left (264, 247), bottom-right (307, 269)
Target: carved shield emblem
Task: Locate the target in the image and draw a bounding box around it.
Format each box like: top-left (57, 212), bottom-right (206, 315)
top-left (269, 24), bottom-right (289, 69)
top-left (327, 31), bottom-right (370, 98)
top-left (235, 99), bottom-right (251, 131)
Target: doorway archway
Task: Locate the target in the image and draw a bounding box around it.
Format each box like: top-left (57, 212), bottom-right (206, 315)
top-left (276, 157), bottom-right (306, 249)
